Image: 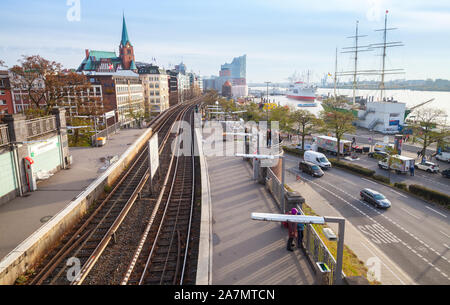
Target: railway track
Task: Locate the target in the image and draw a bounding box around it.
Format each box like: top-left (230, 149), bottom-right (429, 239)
top-left (121, 106), bottom-right (197, 285)
top-left (28, 99), bottom-right (200, 285)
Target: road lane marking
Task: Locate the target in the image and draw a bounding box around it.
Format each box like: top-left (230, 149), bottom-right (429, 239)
top-left (360, 243), bottom-right (407, 285)
top-left (440, 231), bottom-right (450, 239)
top-left (391, 189), bottom-right (408, 198)
top-left (444, 244), bottom-right (450, 249)
top-left (401, 208), bottom-right (421, 220)
top-left (307, 176), bottom-right (450, 278)
top-left (426, 206), bottom-right (448, 218)
top-left (362, 177), bottom-right (379, 185)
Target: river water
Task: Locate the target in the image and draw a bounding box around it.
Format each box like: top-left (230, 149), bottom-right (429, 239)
top-left (249, 87), bottom-right (450, 119)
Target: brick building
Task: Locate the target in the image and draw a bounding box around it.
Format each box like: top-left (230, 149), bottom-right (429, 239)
top-left (0, 71), bottom-right (14, 116)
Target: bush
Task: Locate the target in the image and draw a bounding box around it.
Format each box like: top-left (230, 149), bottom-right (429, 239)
top-left (282, 146), bottom-right (305, 157)
top-left (329, 158), bottom-right (375, 177)
top-left (104, 184), bottom-right (112, 193)
top-left (394, 182), bottom-right (407, 190)
top-left (373, 174), bottom-right (391, 184)
top-left (408, 184), bottom-right (450, 207)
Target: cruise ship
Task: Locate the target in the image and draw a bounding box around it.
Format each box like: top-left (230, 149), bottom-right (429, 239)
top-left (286, 82), bottom-right (317, 101)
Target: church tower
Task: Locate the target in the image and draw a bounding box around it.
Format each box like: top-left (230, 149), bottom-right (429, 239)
top-left (119, 14), bottom-right (137, 71)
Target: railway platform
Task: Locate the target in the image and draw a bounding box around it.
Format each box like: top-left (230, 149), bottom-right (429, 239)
top-left (0, 128), bottom-right (147, 260)
top-left (207, 153), bottom-right (315, 285)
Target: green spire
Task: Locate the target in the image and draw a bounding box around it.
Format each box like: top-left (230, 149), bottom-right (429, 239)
top-left (121, 13), bottom-right (130, 46)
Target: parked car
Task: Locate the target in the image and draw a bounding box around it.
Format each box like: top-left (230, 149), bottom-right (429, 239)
top-left (299, 161), bottom-right (324, 177)
top-left (360, 188), bottom-right (391, 209)
top-left (441, 168), bottom-right (450, 178)
top-left (304, 151), bottom-right (331, 169)
top-left (436, 152), bottom-right (450, 163)
top-left (415, 161), bottom-right (440, 173)
top-left (368, 151), bottom-right (388, 159)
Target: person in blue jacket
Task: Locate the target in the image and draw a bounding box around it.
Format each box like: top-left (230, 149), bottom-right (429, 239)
top-left (291, 208), bottom-right (305, 249)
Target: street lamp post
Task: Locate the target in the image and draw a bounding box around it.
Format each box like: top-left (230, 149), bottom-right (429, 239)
top-left (265, 81), bottom-right (271, 121)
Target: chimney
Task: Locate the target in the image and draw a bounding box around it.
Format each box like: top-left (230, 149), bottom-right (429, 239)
top-left (85, 49), bottom-right (90, 59)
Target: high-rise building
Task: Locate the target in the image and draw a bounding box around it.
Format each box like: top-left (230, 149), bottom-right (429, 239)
top-left (203, 55), bottom-right (248, 98)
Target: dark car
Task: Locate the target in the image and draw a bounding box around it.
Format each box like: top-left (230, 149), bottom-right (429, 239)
top-left (299, 161), bottom-right (324, 177)
top-left (442, 168), bottom-right (450, 178)
top-left (360, 188), bottom-right (391, 209)
top-left (368, 151), bottom-right (388, 159)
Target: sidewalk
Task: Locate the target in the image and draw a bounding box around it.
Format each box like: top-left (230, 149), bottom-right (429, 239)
top-left (0, 128), bottom-right (147, 260)
top-left (208, 154), bottom-right (315, 285)
top-left (284, 169), bottom-right (415, 285)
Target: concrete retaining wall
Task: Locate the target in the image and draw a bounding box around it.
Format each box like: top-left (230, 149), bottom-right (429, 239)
top-left (195, 127), bottom-right (212, 285)
top-left (0, 127), bottom-right (154, 285)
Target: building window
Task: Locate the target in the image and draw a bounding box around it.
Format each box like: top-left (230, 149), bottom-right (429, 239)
top-left (0, 90), bottom-right (5, 95)
top-left (127, 49), bottom-right (131, 55)
top-left (0, 100), bottom-right (6, 105)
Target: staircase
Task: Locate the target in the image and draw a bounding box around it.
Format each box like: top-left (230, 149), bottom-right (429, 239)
top-left (358, 108), bottom-right (375, 120)
top-left (368, 119), bottom-right (382, 130)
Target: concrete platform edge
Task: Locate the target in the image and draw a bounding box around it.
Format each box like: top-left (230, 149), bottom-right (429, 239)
top-left (0, 127), bottom-right (154, 285)
top-left (195, 128), bottom-right (212, 285)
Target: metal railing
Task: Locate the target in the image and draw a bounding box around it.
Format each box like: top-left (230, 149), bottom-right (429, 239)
top-left (303, 219), bottom-right (338, 285)
top-left (0, 124), bottom-right (9, 147)
top-left (90, 122), bottom-right (121, 145)
top-left (25, 116), bottom-right (57, 139)
top-left (265, 163), bottom-right (340, 285)
top-left (266, 167), bottom-right (283, 210)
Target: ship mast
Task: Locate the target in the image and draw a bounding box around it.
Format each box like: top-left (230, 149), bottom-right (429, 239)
top-left (334, 47), bottom-right (338, 102)
top-left (371, 10), bottom-right (404, 101)
top-left (340, 21), bottom-right (371, 105)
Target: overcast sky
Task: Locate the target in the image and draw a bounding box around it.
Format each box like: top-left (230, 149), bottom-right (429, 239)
top-left (1, 0), bottom-right (450, 83)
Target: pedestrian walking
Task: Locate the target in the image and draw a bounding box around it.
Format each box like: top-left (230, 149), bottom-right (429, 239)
top-left (417, 150), bottom-right (421, 158)
top-left (410, 165), bottom-right (415, 176)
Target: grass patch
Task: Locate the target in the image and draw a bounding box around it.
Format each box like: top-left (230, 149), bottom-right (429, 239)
top-left (302, 202), bottom-right (380, 285)
top-left (68, 133), bottom-right (92, 147)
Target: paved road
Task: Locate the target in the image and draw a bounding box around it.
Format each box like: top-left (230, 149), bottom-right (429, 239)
top-left (340, 154), bottom-right (450, 196)
top-left (284, 154), bottom-right (450, 285)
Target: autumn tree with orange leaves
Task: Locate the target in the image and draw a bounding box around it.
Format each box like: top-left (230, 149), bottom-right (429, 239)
top-left (9, 55), bottom-right (99, 117)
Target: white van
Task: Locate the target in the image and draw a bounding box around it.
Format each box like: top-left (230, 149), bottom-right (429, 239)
top-left (304, 151), bottom-right (332, 170)
top-left (436, 152), bottom-right (450, 163)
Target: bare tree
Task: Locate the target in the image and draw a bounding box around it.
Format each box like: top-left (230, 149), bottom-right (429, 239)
top-left (411, 108), bottom-right (449, 158)
top-left (9, 55), bottom-right (92, 115)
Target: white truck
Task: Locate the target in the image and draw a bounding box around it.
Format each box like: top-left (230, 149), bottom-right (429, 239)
top-left (378, 155), bottom-right (415, 174)
top-left (304, 151), bottom-right (332, 169)
top-left (316, 136), bottom-right (352, 156)
top-left (436, 151), bottom-right (450, 163)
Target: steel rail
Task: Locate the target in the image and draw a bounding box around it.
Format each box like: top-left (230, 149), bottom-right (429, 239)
top-left (120, 104), bottom-right (194, 285)
top-left (71, 105), bottom-right (190, 285)
top-left (136, 106), bottom-right (196, 285)
top-left (29, 103), bottom-right (190, 285)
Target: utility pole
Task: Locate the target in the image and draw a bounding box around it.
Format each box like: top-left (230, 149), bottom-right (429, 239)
top-left (265, 81), bottom-right (271, 121)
